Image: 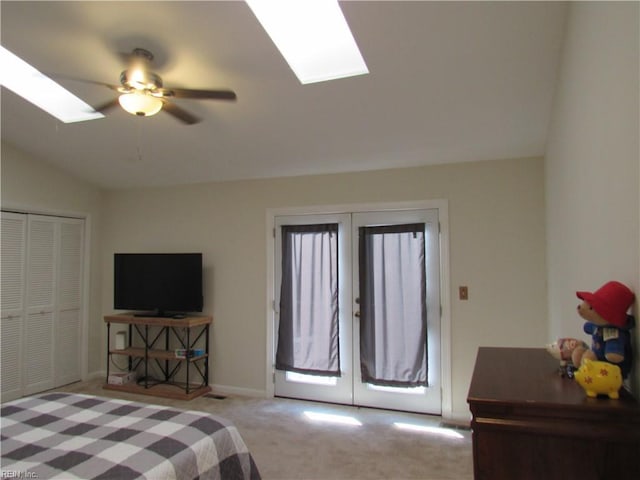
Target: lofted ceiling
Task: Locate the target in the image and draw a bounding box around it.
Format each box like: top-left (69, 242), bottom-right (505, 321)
top-left (1, 1), bottom-right (568, 189)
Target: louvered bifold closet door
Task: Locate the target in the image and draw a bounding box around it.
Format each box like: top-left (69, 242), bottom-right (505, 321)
top-left (24, 215), bottom-right (57, 395)
top-left (56, 219), bottom-right (83, 386)
top-left (1, 212), bottom-right (27, 402)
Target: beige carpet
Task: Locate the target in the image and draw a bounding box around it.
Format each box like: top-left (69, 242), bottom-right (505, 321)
top-left (57, 379), bottom-right (473, 480)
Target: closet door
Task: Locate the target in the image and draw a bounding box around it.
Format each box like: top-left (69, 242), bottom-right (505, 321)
top-left (24, 215), bottom-right (57, 395)
top-left (1, 213), bottom-right (26, 402)
top-left (55, 219), bottom-right (83, 386)
top-left (1, 212), bottom-right (84, 398)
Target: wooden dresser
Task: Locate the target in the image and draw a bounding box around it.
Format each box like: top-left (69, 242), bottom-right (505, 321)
top-left (467, 347), bottom-right (640, 480)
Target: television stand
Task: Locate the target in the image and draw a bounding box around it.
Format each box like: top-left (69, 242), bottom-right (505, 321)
top-left (103, 313), bottom-right (212, 400)
top-left (132, 311), bottom-right (185, 318)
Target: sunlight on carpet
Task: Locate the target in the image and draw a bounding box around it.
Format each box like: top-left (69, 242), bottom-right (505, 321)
top-left (303, 410), bottom-right (363, 426)
top-left (394, 422), bottom-right (465, 439)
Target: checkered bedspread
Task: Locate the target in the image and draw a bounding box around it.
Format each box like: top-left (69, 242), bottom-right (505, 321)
top-left (1, 392), bottom-right (261, 479)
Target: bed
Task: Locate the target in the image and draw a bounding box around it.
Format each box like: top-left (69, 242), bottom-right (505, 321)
top-left (1, 392), bottom-right (261, 479)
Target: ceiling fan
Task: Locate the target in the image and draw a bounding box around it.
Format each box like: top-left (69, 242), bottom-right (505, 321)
top-left (90, 48), bottom-right (236, 125)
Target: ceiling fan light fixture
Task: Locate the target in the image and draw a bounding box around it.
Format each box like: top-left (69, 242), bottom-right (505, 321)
top-left (129, 69), bottom-right (148, 90)
top-left (118, 92), bottom-right (163, 117)
top-left (120, 69), bottom-right (162, 91)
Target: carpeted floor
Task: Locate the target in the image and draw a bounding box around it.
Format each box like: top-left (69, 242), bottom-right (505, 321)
top-left (57, 379), bottom-right (473, 480)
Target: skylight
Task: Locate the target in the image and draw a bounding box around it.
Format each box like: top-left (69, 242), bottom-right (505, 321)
top-left (0, 46), bottom-right (104, 123)
top-left (246, 0), bottom-right (369, 84)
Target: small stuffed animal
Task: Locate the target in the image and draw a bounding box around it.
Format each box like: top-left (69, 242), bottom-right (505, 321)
top-left (547, 338), bottom-right (589, 365)
top-left (574, 359), bottom-right (622, 399)
top-left (546, 338), bottom-right (589, 376)
top-left (571, 281), bottom-right (635, 379)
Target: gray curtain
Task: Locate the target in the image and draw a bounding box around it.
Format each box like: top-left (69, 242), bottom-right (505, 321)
top-left (359, 223), bottom-right (427, 387)
top-left (276, 224), bottom-right (340, 376)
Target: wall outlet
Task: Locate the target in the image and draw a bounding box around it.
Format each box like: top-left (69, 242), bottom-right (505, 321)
top-left (115, 331), bottom-right (127, 350)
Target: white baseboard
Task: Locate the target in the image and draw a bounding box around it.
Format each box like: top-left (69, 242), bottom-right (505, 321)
top-left (210, 384), bottom-right (266, 398)
top-left (442, 411), bottom-right (472, 428)
top-left (86, 370), bottom-right (106, 381)
top-left (85, 371), bottom-right (266, 399)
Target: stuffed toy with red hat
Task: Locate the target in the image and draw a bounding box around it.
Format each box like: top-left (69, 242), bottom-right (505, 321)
top-left (571, 281), bottom-right (636, 378)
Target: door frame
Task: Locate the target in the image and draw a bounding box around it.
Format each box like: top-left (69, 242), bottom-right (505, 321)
top-left (266, 200), bottom-right (452, 417)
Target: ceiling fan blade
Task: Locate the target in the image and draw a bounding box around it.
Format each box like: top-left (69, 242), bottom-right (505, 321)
top-left (82, 80), bottom-right (122, 92)
top-left (49, 74), bottom-right (121, 92)
top-left (160, 87), bottom-right (237, 101)
top-left (162, 100), bottom-right (201, 125)
top-left (93, 98), bottom-right (120, 113)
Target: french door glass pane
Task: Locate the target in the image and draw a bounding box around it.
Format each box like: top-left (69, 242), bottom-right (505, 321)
top-left (358, 223), bottom-right (427, 387)
top-left (276, 224), bottom-right (340, 376)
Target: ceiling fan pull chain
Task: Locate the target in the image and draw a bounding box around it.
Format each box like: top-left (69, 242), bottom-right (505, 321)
top-left (136, 121), bottom-right (143, 163)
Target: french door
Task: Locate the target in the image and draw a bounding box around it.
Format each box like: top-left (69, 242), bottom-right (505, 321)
top-left (273, 209), bottom-right (441, 414)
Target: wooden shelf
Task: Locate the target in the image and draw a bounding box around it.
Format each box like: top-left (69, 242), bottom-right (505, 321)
top-left (109, 347), bottom-right (208, 362)
top-left (104, 313), bottom-right (212, 328)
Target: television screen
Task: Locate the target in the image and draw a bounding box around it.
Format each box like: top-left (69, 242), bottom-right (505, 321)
top-left (114, 253), bottom-right (203, 316)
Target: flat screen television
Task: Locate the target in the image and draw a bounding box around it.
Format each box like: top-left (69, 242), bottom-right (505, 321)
top-left (114, 253), bottom-right (203, 317)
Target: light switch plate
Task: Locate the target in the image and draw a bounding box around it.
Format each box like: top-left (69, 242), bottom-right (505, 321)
top-left (459, 286), bottom-right (469, 300)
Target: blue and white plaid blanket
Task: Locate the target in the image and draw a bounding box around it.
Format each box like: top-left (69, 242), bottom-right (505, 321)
top-left (1, 392), bottom-right (260, 479)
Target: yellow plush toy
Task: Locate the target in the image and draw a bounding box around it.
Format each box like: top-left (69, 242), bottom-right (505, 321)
top-left (574, 359), bottom-right (623, 399)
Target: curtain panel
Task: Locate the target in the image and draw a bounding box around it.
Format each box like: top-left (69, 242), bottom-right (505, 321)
top-left (276, 224), bottom-right (340, 376)
top-left (359, 223), bottom-right (428, 387)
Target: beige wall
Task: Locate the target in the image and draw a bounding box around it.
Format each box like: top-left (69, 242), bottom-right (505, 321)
top-left (102, 156), bottom-right (547, 420)
top-left (1, 127), bottom-right (548, 422)
top-left (0, 142), bottom-right (104, 375)
top-left (545, 2), bottom-right (640, 394)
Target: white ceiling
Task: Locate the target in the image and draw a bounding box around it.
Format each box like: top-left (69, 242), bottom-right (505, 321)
top-left (1, 1), bottom-right (568, 189)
